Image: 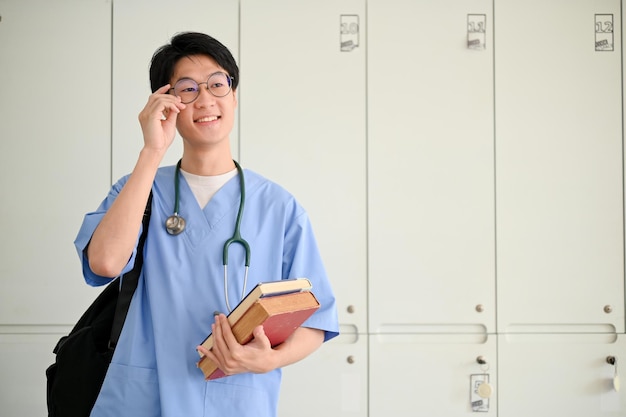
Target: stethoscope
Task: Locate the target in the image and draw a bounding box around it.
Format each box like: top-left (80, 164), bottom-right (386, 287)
top-left (165, 159), bottom-right (251, 312)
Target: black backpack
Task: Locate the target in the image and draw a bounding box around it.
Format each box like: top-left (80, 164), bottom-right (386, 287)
top-left (46, 193), bottom-right (152, 417)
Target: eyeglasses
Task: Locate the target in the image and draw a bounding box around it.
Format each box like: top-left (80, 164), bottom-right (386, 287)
top-left (170, 72), bottom-right (234, 104)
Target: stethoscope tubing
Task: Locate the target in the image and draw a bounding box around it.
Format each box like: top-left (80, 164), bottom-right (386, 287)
top-left (165, 159), bottom-right (251, 312)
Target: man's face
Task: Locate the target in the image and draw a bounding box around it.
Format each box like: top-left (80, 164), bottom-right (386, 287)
top-left (170, 54), bottom-right (237, 151)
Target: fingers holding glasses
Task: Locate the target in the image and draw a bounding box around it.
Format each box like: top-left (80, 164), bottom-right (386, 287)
top-left (138, 84), bottom-right (186, 152)
top-left (146, 84), bottom-right (186, 120)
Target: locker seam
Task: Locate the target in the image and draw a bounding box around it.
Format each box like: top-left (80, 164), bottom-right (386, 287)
top-left (109, 0), bottom-right (114, 186)
top-left (492, 0), bottom-right (500, 414)
top-left (364, 2), bottom-right (371, 416)
top-left (237, 0), bottom-right (242, 162)
top-left (619, 1), bottom-right (626, 334)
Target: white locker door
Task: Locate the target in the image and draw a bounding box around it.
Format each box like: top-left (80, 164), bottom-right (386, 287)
top-left (112, 0), bottom-right (239, 181)
top-left (370, 334), bottom-right (498, 416)
top-left (368, 0), bottom-right (495, 331)
top-left (1, 334), bottom-right (77, 416)
top-left (240, 1), bottom-right (367, 415)
top-left (0, 0), bottom-right (111, 323)
top-left (278, 334), bottom-right (367, 417)
top-left (498, 334), bottom-right (626, 417)
top-left (0, 0), bottom-right (111, 325)
top-left (0, 0), bottom-right (112, 415)
top-left (239, 0), bottom-right (367, 332)
top-left (495, 1), bottom-right (624, 332)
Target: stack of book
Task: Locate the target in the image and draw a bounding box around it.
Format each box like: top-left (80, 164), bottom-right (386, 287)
top-left (197, 278), bottom-right (320, 380)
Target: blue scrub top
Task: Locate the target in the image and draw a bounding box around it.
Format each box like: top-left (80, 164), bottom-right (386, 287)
top-left (75, 166), bottom-right (339, 417)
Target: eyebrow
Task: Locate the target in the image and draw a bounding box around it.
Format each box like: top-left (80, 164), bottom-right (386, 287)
top-left (173, 71), bottom-right (229, 83)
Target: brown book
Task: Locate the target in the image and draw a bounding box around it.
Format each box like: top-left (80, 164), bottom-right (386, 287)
top-left (197, 278), bottom-right (320, 380)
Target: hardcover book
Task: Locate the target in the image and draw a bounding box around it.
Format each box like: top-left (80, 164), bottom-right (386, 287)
top-left (197, 278), bottom-right (320, 380)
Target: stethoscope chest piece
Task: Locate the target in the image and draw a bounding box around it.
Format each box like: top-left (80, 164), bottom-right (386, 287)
top-left (165, 159), bottom-right (186, 236)
top-left (165, 213), bottom-right (186, 235)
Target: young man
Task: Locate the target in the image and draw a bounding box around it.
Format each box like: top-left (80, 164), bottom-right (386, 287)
top-left (75, 32), bottom-right (339, 416)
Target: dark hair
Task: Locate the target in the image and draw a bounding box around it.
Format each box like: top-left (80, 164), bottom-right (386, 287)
top-left (149, 32), bottom-right (239, 93)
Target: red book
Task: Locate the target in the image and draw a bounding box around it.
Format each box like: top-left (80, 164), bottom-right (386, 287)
top-left (197, 279), bottom-right (320, 380)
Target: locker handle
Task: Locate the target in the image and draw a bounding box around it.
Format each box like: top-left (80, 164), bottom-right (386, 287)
top-left (607, 356), bottom-right (620, 392)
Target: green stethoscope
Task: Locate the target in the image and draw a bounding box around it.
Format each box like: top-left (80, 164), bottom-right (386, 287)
top-left (165, 159), bottom-right (251, 312)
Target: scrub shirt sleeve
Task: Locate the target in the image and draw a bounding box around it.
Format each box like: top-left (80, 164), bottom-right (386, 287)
top-left (284, 210), bottom-right (339, 342)
top-left (73, 176), bottom-right (141, 287)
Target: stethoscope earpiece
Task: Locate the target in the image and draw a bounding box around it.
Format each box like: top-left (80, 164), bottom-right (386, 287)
top-left (165, 214), bottom-right (186, 235)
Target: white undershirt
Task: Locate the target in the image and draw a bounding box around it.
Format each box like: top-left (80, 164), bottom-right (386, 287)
top-left (180, 167), bottom-right (238, 209)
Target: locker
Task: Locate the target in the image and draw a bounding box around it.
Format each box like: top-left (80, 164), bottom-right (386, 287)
top-left (111, 0), bottom-right (240, 181)
top-left (495, 0), bottom-right (624, 332)
top-left (278, 332), bottom-right (367, 417)
top-left (239, 0), bottom-right (367, 334)
top-left (0, 333), bottom-right (68, 415)
top-left (239, 1), bottom-right (367, 413)
top-left (368, 0), bottom-right (495, 331)
top-left (0, 0), bottom-right (112, 324)
top-left (498, 333), bottom-right (626, 417)
top-left (369, 334), bottom-right (498, 416)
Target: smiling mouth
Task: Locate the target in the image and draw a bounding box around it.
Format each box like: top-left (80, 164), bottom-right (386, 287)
top-left (195, 116), bottom-right (220, 123)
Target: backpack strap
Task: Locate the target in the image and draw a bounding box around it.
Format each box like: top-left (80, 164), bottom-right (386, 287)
top-left (109, 191), bottom-right (153, 349)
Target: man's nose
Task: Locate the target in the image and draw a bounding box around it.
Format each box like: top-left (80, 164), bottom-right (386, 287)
top-left (195, 84), bottom-right (216, 105)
